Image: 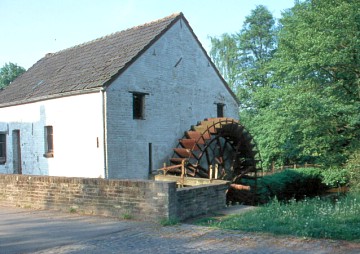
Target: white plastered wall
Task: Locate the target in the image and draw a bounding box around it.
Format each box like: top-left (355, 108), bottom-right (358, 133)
top-left (0, 92), bottom-right (105, 177)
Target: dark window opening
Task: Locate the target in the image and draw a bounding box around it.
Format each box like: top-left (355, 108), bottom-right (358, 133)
top-left (217, 103), bottom-right (225, 117)
top-left (133, 93), bottom-right (145, 119)
top-left (0, 133), bottom-right (6, 164)
top-left (44, 126), bottom-right (54, 158)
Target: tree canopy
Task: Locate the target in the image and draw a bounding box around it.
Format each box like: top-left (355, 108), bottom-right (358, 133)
top-left (209, 5), bottom-right (277, 110)
top-left (210, 0), bottom-right (360, 169)
top-left (0, 62), bottom-right (26, 89)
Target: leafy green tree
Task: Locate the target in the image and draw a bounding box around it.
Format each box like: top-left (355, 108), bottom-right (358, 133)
top-left (210, 1), bottom-right (359, 169)
top-left (209, 5), bottom-right (277, 110)
top-left (209, 5), bottom-right (281, 167)
top-left (252, 0), bottom-right (360, 167)
top-left (0, 62), bottom-right (26, 89)
top-left (209, 33), bottom-right (239, 91)
top-left (236, 5), bottom-right (278, 110)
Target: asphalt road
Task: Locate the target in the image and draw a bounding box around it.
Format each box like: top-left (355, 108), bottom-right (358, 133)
top-left (1, 205), bottom-right (359, 254)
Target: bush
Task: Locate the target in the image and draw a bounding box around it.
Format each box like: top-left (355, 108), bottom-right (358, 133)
top-left (236, 166), bottom-right (355, 205)
top-left (321, 167), bottom-right (350, 188)
top-left (251, 167), bottom-right (326, 203)
top-left (347, 151), bottom-right (360, 192)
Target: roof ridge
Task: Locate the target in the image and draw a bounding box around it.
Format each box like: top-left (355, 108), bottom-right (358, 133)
top-left (45, 12), bottom-right (183, 59)
top-left (0, 12), bottom-right (186, 106)
top-left (129, 12), bottom-right (182, 32)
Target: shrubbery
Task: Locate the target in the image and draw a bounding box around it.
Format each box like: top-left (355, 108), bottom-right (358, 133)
top-left (347, 151), bottom-right (360, 193)
top-left (321, 167), bottom-right (350, 188)
top-left (236, 164), bottom-right (358, 205)
top-left (252, 168), bottom-right (326, 203)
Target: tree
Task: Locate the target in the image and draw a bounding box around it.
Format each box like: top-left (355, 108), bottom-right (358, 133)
top-left (209, 5), bottom-right (281, 167)
top-left (236, 5), bottom-right (278, 110)
top-left (210, 1), bottom-right (360, 169)
top-left (209, 5), bottom-right (278, 110)
top-left (209, 33), bottom-right (239, 91)
top-left (253, 0), bottom-right (360, 167)
top-left (0, 62), bottom-right (26, 89)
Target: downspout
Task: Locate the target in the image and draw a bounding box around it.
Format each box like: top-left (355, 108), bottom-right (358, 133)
top-left (101, 87), bottom-right (108, 179)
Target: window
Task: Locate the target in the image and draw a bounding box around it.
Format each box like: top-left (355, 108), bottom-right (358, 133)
top-left (44, 126), bottom-right (54, 158)
top-left (132, 93), bottom-right (145, 119)
top-left (217, 103), bottom-right (225, 117)
top-left (0, 133), bottom-right (6, 164)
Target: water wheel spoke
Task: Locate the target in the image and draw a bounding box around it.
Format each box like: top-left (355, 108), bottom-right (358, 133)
top-left (168, 117), bottom-right (261, 204)
top-left (204, 145), bottom-right (213, 170)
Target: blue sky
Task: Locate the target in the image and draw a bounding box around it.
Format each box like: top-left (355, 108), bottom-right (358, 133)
top-left (0, 0), bottom-right (295, 69)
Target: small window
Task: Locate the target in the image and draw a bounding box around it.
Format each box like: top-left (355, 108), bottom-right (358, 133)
top-left (217, 103), bottom-right (225, 117)
top-left (0, 133), bottom-right (6, 164)
top-left (44, 126), bottom-right (54, 158)
top-left (133, 93), bottom-right (145, 119)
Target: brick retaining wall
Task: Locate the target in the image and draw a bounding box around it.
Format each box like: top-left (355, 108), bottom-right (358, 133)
top-left (0, 174), bottom-right (228, 222)
top-left (176, 184), bottom-right (228, 220)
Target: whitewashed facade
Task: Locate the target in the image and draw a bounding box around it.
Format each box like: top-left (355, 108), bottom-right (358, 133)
top-left (0, 13), bottom-right (238, 179)
top-left (0, 93), bottom-right (105, 177)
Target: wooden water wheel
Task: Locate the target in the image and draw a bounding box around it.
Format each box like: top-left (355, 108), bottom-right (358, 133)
top-left (166, 117), bottom-right (261, 204)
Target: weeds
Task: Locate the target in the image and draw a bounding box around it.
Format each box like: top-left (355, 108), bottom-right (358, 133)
top-left (122, 212), bottom-right (133, 220)
top-left (196, 194), bottom-right (360, 241)
top-left (160, 217), bottom-right (179, 226)
top-left (69, 207), bottom-right (77, 213)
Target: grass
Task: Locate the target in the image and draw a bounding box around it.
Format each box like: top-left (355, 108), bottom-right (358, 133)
top-left (69, 207), bottom-right (77, 213)
top-left (159, 217), bottom-right (180, 226)
top-left (195, 193), bottom-right (360, 242)
top-left (121, 212), bottom-right (133, 220)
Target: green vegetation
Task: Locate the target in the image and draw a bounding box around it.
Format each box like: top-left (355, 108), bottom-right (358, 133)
top-left (254, 168), bottom-right (326, 203)
top-left (159, 217), bottom-right (179, 226)
top-left (0, 62), bottom-right (26, 89)
top-left (196, 194), bottom-right (360, 241)
top-left (198, 165), bottom-right (360, 241)
top-left (210, 0), bottom-right (360, 169)
top-left (69, 207), bottom-right (77, 213)
top-left (321, 167), bottom-right (350, 188)
top-left (121, 212), bottom-right (133, 220)
top-left (203, 0), bottom-right (360, 242)
top-left (348, 151), bottom-right (360, 192)
top-left (240, 167), bottom-right (353, 204)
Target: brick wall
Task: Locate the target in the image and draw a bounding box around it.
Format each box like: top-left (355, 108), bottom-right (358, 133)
top-left (176, 184), bottom-right (229, 221)
top-left (0, 174), bottom-right (228, 222)
top-left (0, 174), bottom-right (176, 222)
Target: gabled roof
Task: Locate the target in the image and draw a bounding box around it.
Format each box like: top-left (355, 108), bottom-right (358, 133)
top-left (0, 12), bottom-right (238, 107)
top-left (0, 13), bottom-right (182, 106)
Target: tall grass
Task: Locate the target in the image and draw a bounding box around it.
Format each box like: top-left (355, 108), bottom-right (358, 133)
top-left (197, 194), bottom-right (360, 241)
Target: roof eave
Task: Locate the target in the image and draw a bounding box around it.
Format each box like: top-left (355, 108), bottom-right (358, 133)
top-left (0, 87), bottom-right (101, 108)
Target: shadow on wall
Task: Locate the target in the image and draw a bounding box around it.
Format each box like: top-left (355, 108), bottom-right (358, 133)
top-left (0, 105), bottom-right (49, 175)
